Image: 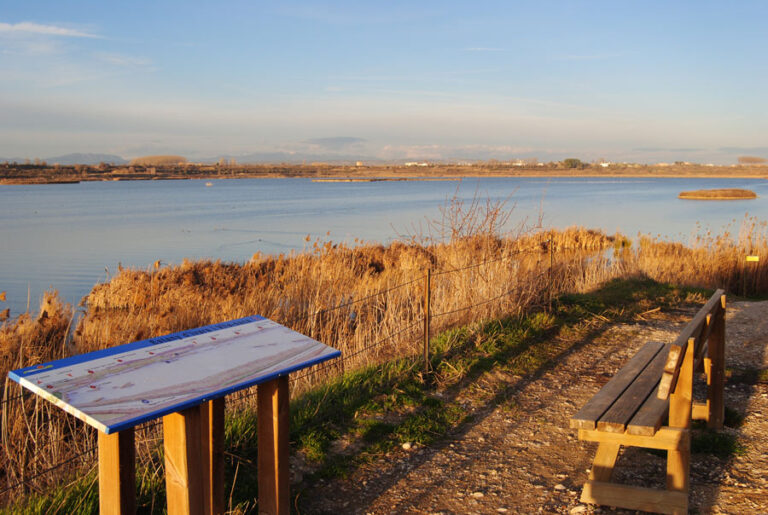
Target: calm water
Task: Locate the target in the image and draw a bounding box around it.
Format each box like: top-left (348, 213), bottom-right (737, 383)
top-left (2, 177), bottom-right (767, 317)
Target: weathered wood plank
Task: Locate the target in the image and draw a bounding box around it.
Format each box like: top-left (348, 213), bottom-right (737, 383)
top-left (98, 429), bottom-right (136, 515)
top-left (570, 342), bottom-right (664, 430)
top-left (626, 386), bottom-right (669, 436)
top-left (579, 427), bottom-right (689, 451)
top-left (581, 481), bottom-right (688, 515)
top-left (597, 343), bottom-right (669, 433)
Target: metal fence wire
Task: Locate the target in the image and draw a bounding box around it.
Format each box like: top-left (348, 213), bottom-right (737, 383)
top-left (0, 243), bottom-right (558, 499)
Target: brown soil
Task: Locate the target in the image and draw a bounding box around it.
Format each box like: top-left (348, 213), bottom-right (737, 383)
top-left (296, 300), bottom-right (768, 514)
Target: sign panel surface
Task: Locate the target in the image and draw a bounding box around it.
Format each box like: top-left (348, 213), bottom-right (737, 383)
top-left (9, 316), bottom-right (340, 433)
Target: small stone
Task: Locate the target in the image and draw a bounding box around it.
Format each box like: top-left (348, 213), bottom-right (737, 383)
top-left (496, 509), bottom-right (508, 513)
top-left (570, 505), bottom-right (587, 514)
top-left (402, 442), bottom-right (412, 451)
top-left (472, 491), bottom-right (485, 498)
top-left (554, 484), bottom-right (567, 491)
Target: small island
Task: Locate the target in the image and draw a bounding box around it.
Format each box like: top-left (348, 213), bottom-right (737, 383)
top-left (678, 188), bottom-right (757, 200)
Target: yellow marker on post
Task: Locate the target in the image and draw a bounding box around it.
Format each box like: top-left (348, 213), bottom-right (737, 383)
top-left (746, 256), bottom-right (759, 262)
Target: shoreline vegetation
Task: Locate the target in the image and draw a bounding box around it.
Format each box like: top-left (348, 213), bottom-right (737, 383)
top-left (678, 188), bottom-right (758, 200)
top-left (2, 161), bottom-right (768, 185)
top-left (311, 177), bottom-right (462, 182)
top-left (2, 197), bottom-right (768, 509)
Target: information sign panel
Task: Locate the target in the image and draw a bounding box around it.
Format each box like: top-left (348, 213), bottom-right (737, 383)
top-left (9, 316), bottom-right (339, 433)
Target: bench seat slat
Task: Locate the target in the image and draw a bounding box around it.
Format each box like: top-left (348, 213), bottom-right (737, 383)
top-left (627, 385), bottom-right (669, 436)
top-left (570, 342), bottom-right (665, 430)
top-left (596, 343), bottom-right (670, 432)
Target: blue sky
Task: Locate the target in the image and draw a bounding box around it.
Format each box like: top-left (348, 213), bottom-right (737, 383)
top-left (1, 1), bottom-right (767, 163)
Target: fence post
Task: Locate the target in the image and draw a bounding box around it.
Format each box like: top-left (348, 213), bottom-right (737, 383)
top-left (423, 268), bottom-right (432, 372)
top-left (548, 239), bottom-right (553, 311)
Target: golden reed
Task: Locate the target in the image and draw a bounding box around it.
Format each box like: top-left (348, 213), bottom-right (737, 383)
top-left (1, 215), bottom-right (765, 503)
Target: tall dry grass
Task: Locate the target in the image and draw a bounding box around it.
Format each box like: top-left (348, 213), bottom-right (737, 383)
top-left (2, 210), bottom-right (768, 505)
top-left (629, 215), bottom-right (768, 296)
top-left (0, 292), bottom-right (91, 497)
top-left (0, 225), bottom-right (618, 502)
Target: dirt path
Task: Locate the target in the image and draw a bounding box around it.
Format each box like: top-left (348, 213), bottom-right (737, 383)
top-left (297, 301), bottom-right (768, 514)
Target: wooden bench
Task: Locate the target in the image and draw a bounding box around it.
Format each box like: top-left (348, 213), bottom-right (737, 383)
top-left (570, 289), bottom-right (726, 515)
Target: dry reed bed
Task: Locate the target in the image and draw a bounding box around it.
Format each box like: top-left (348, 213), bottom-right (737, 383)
top-left (2, 220), bottom-right (767, 504)
top-left (630, 216), bottom-right (768, 295)
top-left (0, 228), bottom-right (614, 501)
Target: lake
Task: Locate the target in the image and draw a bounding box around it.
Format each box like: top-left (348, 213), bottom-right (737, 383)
top-left (1, 176), bottom-right (767, 318)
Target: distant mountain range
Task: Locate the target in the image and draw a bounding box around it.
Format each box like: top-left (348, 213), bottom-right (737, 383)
top-left (0, 151), bottom-right (379, 166)
top-left (202, 151), bottom-right (385, 165)
top-left (0, 153), bottom-right (128, 165)
top-left (1, 151), bottom-right (439, 166)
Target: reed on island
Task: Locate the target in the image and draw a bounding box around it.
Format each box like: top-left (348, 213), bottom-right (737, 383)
top-left (678, 188), bottom-right (757, 200)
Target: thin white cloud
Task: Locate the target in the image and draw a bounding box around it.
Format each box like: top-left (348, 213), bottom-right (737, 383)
top-left (556, 53), bottom-right (620, 61)
top-left (95, 52), bottom-right (152, 68)
top-left (464, 47), bottom-right (507, 52)
top-left (0, 21), bottom-right (99, 38)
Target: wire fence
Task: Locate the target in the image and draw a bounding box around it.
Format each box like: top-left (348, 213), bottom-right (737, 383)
top-left (0, 241), bottom-right (571, 502)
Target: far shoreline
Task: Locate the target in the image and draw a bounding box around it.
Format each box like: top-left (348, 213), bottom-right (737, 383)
top-left (2, 162), bottom-right (768, 185)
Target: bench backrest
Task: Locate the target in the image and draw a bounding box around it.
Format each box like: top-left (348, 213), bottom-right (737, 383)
top-left (657, 289), bottom-right (726, 400)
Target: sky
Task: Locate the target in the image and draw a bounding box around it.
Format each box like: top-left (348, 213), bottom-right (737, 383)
top-left (1, 1), bottom-right (767, 164)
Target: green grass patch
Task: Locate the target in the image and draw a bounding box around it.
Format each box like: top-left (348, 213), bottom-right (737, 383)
top-left (727, 366), bottom-right (768, 385)
top-left (8, 463), bottom-right (167, 514)
top-left (724, 406), bottom-right (745, 428)
top-left (557, 277), bottom-right (708, 320)
top-left (692, 430), bottom-right (747, 458)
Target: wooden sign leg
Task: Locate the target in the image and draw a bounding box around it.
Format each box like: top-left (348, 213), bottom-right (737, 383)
top-left (164, 407), bottom-right (204, 515)
top-left (201, 398), bottom-right (225, 515)
top-left (98, 428), bottom-right (136, 514)
top-left (258, 376), bottom-right (290, 515)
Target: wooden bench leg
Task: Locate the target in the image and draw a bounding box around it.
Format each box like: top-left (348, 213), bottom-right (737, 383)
top-left (98, 428), bottom-right (136, 514)
top-left (258, 376), bottom-right (290, 515)
top-left (588, 442), bottom-right (620, 481)
top-left (164, 407), bottom-right (205, 515)
top-left (201, 398), bottom-right (225, 515)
